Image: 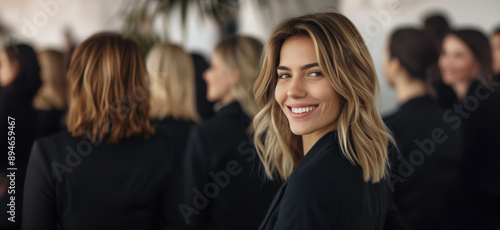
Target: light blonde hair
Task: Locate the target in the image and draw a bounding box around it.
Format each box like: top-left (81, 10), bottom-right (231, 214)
top-left (33, 49), bottom-right (68, 110)
top-left (215, 35), bottom-right (262, 121)
top-left (66, 32), bottom-right (154, 143)
top-left (253, 12), bottom-right (395, 183)
top-left (146, 43), bottom-right (200, 122)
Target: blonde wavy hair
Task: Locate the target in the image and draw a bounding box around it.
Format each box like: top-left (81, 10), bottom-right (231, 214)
top-left (146, 43), bottom-right (200, 122)
top-left (253, 12), bottom-right (394, 183)
top-left (215, 35), bottom-right (262, 121)
top-left (66, 32), bottom-right (154, 143)
top-left (33, 49), bottom-right (68, 110)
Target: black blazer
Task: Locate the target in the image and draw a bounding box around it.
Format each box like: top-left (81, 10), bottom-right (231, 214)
top-left (152, 117), bottom-right (195, 154)
top-left (22, 130), bottom-right (184, 230)
top-left (454, 80), bottom-right (500, 229)
top-left (384, 96), bottom-right (463, 230)
top-left (182, 102), bottom-right (281, 230)
top-left (259, 131), bottom-right (408, 230)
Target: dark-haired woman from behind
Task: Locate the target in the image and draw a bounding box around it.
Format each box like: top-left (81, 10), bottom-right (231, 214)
top-left (439, 29), bottom-right (500, 229)
top-left (23, 33), bottom-right (184, 230)
top-left (382, 28), bottom-right (463, 230)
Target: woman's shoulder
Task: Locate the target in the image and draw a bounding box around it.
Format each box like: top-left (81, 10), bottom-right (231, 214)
top-left (293, 143), bottom-right (366, 189)
top-left (34, 129), bottom-right (175, 158)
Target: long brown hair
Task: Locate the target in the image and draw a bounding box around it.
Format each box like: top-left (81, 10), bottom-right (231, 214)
top-left (66, 32), bottom-right (154, 143)
top-left (253, 12), bottom-right (394, 183)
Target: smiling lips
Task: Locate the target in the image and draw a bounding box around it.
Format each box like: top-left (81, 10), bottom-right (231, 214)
top-left (287, 104), bottom-right (318, 119)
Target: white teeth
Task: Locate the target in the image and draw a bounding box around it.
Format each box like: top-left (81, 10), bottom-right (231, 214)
top-left (291, 106), bottom-right (317, 114)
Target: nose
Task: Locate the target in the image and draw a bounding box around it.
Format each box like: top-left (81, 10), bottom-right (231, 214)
top-left (287, 76), bottom-right (306, 99)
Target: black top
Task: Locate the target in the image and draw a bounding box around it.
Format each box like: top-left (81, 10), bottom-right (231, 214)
top-left (454, 80), bottom-right (500, 229)
top-left (259, 131), bottom-right (408, 230)
top-left (182, 101), bottom-right (281, 230)
top-left (22, 130), bottom-right (184, 230)
top-left (383, 96), bottom-right (463, 230)
top-left (35, 108), bottom-right (66, 139)
top-left (152, 117), bottom-right (195, 154)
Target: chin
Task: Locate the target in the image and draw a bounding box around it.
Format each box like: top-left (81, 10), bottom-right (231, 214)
top-left (441, 76), bottom-right (455, 86)
top-left (206, 94), bottom-right (217, 103)
top-left (289, 124), bottom-right (313, 136)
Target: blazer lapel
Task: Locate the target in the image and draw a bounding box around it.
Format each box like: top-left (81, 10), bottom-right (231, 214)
top-left (259, 181), bottom-right (288, 230)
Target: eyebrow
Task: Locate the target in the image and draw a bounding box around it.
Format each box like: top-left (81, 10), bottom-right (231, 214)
top-left (276, 62), bottom-right (319, 71)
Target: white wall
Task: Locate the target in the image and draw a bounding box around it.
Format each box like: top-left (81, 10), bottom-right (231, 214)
top-left (0, 0), bottom-right (125, 49)
top-left (0, 0), bottom-right (219, 59)
top-left (2, 0), bottom-right (500, 114)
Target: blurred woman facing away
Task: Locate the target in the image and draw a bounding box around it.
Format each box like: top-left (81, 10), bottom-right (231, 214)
top-left (23, 33), bottom-right (184, 230)
top-left (147, 43), bottom-right (200, 152)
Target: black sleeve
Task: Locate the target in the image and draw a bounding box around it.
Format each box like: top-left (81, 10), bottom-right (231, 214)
top-left (22, 141), bottom-right (57, 230)
top-left (273, 170), bottom-right (339, 230)
top-left (181, 127), bottom-right (211, 229)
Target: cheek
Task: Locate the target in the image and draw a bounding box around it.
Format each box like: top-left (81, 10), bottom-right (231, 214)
top-left (460, 59), bottom-right (478, 76)
top-left (493, 48), bottom-right (500, 60)
top-left (274, 83), bottom-right (287, 105)
top-left (326, 93), bottom-right (342, 114)
top-left (0, 65), bottom-right (12, 80)
top-left (313, 84), bottom-right (341, 111)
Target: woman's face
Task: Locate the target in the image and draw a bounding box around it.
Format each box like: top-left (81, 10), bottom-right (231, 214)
top-left (382, 42), bottom-right (398, 87)
top-left (275, 35), bottom-right (342, 136)
top-left (490, 33), bottom-right (500, 75)
top-left (438, 34), bottom-right (479, 86)
top-left (203, 51), bottom-right (237, 104)
top-left (0, 51), bottom-right (18, 87)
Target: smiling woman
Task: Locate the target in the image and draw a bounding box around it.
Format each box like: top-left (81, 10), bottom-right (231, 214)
top-left (253, 12), bottom-right (407, 229)
top-left (275, 35), bottom-right (343, 154)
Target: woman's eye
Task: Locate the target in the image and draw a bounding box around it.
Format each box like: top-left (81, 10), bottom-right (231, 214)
top-left (309, 71), bottom-right (323, 77)
top-left (278, 73), bottom-right (290, 79)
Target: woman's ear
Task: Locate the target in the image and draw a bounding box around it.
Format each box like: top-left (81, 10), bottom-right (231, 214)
top-left (385, 57), bottom-right (401, 78)
top-left (390, 57), bottom-right (403, 73)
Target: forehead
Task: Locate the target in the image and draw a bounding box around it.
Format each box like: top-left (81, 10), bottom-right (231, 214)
top-left (491, 34), bottom-right (500, 42)
top-left (278, 35), bottom-right (318, 66)
top-left (443, 35), bottom-right (471, 52)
